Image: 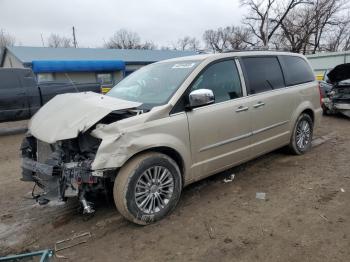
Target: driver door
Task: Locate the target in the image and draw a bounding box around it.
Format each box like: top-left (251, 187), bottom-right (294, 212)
top-left (186, 59), bottom-right (252, 180)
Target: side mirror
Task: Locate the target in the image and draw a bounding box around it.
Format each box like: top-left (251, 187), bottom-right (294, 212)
top-left (188, 89), bottom-right (214, 108)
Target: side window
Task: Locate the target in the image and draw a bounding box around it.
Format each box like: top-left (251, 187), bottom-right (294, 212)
top-left (190, 60), bottom-right (242, 103)
top-left (37, 73), bottom-right (54, 82)
top-left (96, 73), bottom-right (113, 85)
top-left (241, 57), bottom-right (285, 94)
top-left (0, 71), bottom-right (20, 89)
top-left (279, 56), bottom-right (315, 86)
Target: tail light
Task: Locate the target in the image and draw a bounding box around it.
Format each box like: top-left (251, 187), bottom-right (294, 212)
top-left (318, 82), bottom-right (323, 106)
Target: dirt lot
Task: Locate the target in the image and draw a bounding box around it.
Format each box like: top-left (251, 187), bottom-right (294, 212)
top-left (0, 115), bottom-right (349, 261)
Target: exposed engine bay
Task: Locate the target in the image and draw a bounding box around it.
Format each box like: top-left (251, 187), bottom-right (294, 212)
top-left (20, 104), bottom-right (142, 214)
top-left (322, 84), bottom-right (350, 117)
top-left (321, 63), bottom-right (350, 118)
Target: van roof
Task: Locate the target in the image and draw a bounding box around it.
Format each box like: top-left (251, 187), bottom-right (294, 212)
top-left (160, 51), bottom-right (305, 63)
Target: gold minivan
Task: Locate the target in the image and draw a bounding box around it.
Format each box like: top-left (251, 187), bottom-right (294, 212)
top-left (21, 51), bottom-right (322, 224)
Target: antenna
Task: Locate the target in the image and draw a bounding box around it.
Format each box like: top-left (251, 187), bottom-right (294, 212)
top-left (72, 26), bottom-right (78, 48)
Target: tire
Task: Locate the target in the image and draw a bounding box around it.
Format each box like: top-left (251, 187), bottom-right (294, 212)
top-left (322, 105), bottom-right (329, 115)
top-left (289, 113), bottom-right (313, 155)
top-left (114, 152), bottom-right (182, 225)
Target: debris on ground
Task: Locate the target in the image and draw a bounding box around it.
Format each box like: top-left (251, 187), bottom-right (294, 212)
top-left (54, 232), bottom-right (91, 258)
top-left (312, 132), bottom-right (337, 147)
top-left (96, 215), bottom-right (124, 228)
top-left (223, 174), bottom-right (235, 183)
top-left (256, 192), bottom-right (266, 200)
top-left (340, 188), bottom-right (345, 193)
top-left (204, 222), bottom-right (216, 239)
top-left (320, 214), bottom-right (329, 222)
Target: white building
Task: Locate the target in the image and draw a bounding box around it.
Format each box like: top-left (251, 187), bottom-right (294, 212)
top-left (307, 51), bottom-right (350, 79)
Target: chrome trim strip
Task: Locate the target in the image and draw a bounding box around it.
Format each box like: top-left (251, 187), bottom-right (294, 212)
top-left (199, 120), bottom-right (289, 152)
top-left (235, 58), bottom-right (247, 97)
top-left (199, 132), bottom-right (252, 152)
top-left (252, 120), bottom-right (289, 135)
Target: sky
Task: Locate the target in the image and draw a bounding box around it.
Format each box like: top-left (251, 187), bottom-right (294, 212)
top-left (0, 0), bottom-right (246, 48)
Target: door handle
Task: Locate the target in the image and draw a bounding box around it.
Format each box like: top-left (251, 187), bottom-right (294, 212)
top-left (235, 105), bottom-right (249, 112)
top-left (253, 101), bottom-right (265, 108)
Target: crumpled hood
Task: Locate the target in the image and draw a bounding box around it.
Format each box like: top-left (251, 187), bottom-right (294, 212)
top-left (29, 92), bottom-right (141, 143)
top-left (327, 63), bottom-right (350, 83)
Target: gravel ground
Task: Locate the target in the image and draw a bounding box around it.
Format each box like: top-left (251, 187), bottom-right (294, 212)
top-left (0, 115), bottom-right (349, 261)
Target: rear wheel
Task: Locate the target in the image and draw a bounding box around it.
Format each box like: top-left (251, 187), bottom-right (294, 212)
top-left (289, 113), bottom-right (313, 155)
top-left (114, 152), bottom-right (182, 225)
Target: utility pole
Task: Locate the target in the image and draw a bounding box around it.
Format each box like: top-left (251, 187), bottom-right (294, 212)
top-left (40, 33), bottom-right (45, 47)
top-left (72, 26), bottom-right (77, 48)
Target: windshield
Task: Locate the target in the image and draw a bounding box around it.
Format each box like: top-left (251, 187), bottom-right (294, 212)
top-left (107, 60), bottom-right (200, 108)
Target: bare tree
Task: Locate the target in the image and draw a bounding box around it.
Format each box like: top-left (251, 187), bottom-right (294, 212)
top-left (343, 30), bottom-right (350, 51)
top-left (203, 28), bottom-right (234, 52)
top-left (47, 34), bottom-right (73, 48)
top-left (278, 6), bottom-right (316, 53)
top-left (309, 0), bottom-right (346, 53)
top-left (324, 16), bottom-right (350, 51)
top-left (160, 45), bottom-right (172, 50)
top-left (241, 0), bottom-right (313, 48)
top-left (140, 41), bottom-right (157, 50)
top-left (105, 29), bottom-right (156, 50)
top-left (175, 36), bottom-right (200, 51)
top-left (276, 0), bottom-right (347, 53)
top-left (203, 26), bottom-right (254, 52)
top-left (203, 29), bottom-right (223, 52)
top-left (105, 29), bottom-right (141, 49)
top-left (0, 29), bottom-right (16, 49)
top-left (226, 26), bottom-right (255, 50)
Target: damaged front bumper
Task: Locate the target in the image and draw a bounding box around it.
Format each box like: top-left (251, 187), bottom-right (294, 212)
top-left (21, 158), bottom-right (98, 193)
top-left (20, 134), bottom-right (114, 213)
top-left (323, 97), bottom-right (350, 118)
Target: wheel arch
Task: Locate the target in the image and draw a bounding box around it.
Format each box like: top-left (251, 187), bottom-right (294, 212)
top-left (119, 146), bottom-right (186, 187)
top-left (290, 102), bottom-right (316, 132)
top-left (301, 108), bottom-right (314, 124)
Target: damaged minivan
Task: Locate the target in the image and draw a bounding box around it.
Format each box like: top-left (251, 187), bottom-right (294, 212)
top-left (321, 63), bottom-right (350, 118)
top-left (21, 51), bottom-right (322, 224)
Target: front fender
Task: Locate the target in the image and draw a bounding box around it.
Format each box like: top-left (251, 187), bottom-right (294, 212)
top-left (91, 132), bottom-right (191, 171)
top-left (90, 113), bottom-right (191, 178)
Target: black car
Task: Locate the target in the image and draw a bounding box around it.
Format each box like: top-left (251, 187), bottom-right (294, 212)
top-left (0, 68), bottom-right (102, 122)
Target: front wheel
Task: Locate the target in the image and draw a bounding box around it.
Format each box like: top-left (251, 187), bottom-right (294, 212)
top-left (114, 152), bottom-right (182, 225)
top-left (289, 113), bottom-right (313, 155)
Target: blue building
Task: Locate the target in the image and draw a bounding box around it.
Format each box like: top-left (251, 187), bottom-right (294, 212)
top-left (0, 46), bottom-right (197, 86)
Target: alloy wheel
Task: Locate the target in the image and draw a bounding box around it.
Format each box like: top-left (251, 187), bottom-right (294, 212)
top-left (134, 166), bottom-right (174, 214)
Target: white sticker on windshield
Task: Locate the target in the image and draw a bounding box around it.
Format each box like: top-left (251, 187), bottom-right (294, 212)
top-left (172, 63), bottom-right (196, 69)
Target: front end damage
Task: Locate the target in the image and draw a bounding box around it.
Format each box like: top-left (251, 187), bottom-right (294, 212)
top-left (322, 85), bottom-right (350, 118)
top-left (20, 132), bottom-right (107, 213)
top-left (20, 92), bottom-right (143, 213)
top-left (323, 63), bottom-right (350, 118)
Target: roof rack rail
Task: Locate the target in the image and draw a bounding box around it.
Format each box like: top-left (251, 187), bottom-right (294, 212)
top-left (222, 48), bottom-right (290, 53)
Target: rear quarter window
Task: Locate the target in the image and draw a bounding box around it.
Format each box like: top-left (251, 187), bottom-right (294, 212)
top-left (241, 56), bottom-right (285, 95)
top-left (279, 55), bottom-right (315, 86)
